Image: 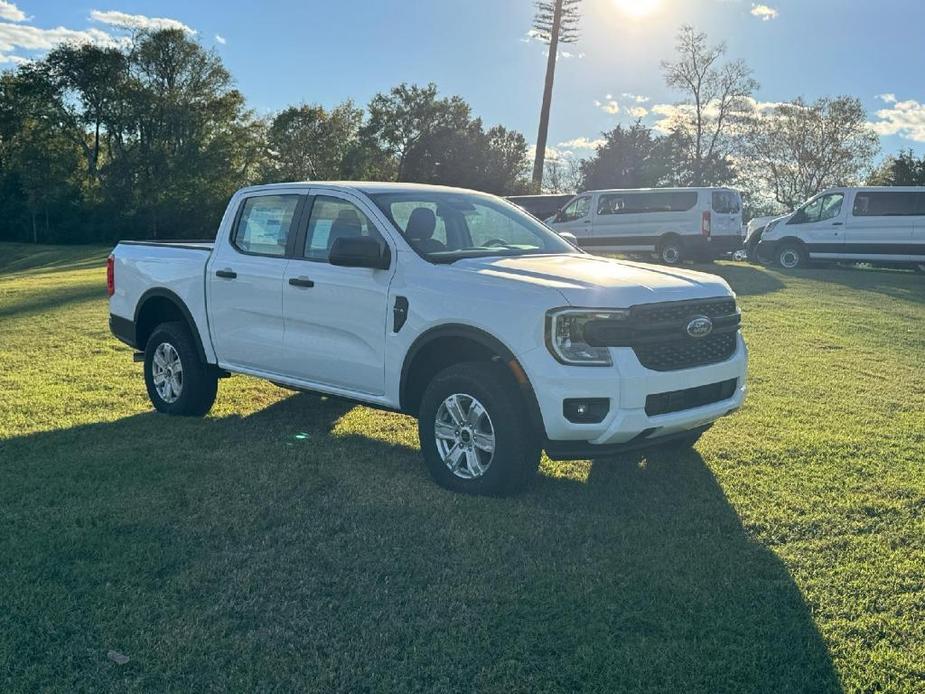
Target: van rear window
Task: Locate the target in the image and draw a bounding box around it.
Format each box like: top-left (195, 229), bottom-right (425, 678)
top-left (852, 192), bottom-right (924, 217)
top-left (712, 191), bottom-right (741, 214)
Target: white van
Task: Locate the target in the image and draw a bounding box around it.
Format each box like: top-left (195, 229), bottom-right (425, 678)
top-left (546, 187), bottom-right (743, 265)
top-left (758, 187), bottom-right (925, 270)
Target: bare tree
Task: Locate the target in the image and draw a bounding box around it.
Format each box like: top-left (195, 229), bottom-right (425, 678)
top-left (661, 25), bottom-right (757, 185)
top-left (543, 156), bottom-right (581, 193)
top-left (531, 0), bottom-right (582, 189)
top-left (740, 96), bottom-right (880, 210)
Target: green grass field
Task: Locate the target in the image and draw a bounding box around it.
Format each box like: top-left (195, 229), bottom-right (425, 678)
top-left (1, 242), bottom-right (923, 692)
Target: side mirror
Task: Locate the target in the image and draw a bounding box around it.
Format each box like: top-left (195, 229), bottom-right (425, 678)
top-left (558, 231), bottom-right (579, 246)
top-left (329, 236), bottom-right (390, 270)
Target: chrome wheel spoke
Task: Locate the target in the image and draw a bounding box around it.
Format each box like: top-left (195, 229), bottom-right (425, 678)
top-left (473, 431), bottom-right (494, 453)
top-left (434, 392), bottom-right (496, 480)
top-left (434, 421), bottom-right (457, 441)
top-left (465, 448), bottom-right (483, 477)
top-left (151, 342), bottom-right (182, 404)
top-left (444, 395), bottom-right (467, 426)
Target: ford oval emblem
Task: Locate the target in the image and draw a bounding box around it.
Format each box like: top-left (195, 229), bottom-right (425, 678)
top-left (686, 315), bottom-right (713, 338)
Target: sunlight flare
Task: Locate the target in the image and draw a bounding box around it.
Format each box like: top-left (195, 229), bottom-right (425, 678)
top-left (613, 0), bottom-right (661, 18)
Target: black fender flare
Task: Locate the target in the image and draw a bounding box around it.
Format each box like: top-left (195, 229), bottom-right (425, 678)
top-left (134, 287), bottom-right (210, 364)
top-left (400, 324), bottom-right (546, 436)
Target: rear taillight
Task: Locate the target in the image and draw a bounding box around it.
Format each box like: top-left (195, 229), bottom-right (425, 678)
top-left (701, 211), bottom-right (712, 238)
top-left (106, 255), bottom-right (115, 297)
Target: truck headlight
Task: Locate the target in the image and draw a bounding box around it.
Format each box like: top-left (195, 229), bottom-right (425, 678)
top-left (545, 308), bottom-right (628, 366)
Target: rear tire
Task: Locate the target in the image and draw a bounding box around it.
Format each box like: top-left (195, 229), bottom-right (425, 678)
top-left (657, 236), bottom-right (684, 266)
top-left (418, 362), bottom-right (540, 496)
top-left (144, 321), bottom-right (218, 417)
top-left (776, 243), bottom-right (807, 270)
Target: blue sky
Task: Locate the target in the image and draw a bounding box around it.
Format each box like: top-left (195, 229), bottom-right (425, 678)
top-left (7, 0), bottom-right (925, 163)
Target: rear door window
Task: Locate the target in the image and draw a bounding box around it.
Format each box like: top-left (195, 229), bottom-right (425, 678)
top-left (232, 195), bottom-right (301, 256)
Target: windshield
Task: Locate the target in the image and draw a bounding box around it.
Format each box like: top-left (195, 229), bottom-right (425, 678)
top-left (369, 191), bottom-right (580, 263)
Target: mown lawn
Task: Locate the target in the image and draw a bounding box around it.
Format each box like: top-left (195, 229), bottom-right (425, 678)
top-left (0, 242), bottom-right (923, 693)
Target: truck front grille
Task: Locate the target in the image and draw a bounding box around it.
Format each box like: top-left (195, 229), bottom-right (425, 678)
top-left (583, 297), bottom-right (740, 372)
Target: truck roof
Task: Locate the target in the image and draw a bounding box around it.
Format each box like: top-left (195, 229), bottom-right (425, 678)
top-left (236, 181), bottom-right (489, 196)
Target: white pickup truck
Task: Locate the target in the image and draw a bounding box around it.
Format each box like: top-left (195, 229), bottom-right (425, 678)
top-left (108, 182), bottom-right (747, 495)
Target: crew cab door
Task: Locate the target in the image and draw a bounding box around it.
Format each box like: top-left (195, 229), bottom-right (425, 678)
top-left (207, 192), bottom-right (305, 373)
top-left (279, 191), bottom-right (394, 395)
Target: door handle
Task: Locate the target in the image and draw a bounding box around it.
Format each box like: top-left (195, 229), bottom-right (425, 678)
top-left (288, 277), bottom-right (315, 288)
top-left (215, 269), bottom-right (237, 279)
top-left (832, 222), bottom-right (843, 226)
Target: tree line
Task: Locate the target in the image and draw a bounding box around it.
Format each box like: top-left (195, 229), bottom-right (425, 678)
top-left (0, 25), bottom-right (920, 245)
top-left (0, 30), bottom-right (530, 244)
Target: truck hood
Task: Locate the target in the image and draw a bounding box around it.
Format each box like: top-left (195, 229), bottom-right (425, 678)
top-left (449, 254), bottom-right (734, 307)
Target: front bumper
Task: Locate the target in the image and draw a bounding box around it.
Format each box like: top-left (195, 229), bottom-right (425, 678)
top-left (519, 334), bottom-right (748, 455)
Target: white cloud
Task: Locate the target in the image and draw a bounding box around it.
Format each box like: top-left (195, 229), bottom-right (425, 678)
top-left (0, 1), bottom-right (26, 22)
top-left (622, 92), bottom-right (650, 103)
top-left (89, 10), bottom-right (195, 34)
top-left (877, 93), bottom-right (897, 104)
top-left (528, 144), bottom-right (570, 163)
top-left (0, 52), bottom-right (28, 63)
top-left (870, 97), bottom-right (925, 142)
top-left (628, 106), bottom-right (649, 118)
top-left (750, 4), bottom-right (778, 21)
top-left (0, 23), bottom-right (124, 54)
top-left (595, 98), bottom-right (620, 115)
top-left (214, 33), bottom-right (226, 45)
top-left (558, 136), bottom-right (605, 150)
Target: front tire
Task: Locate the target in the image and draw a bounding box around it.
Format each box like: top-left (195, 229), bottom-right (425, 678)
top-left (776, 243), bottom-right (807, 269)
top-left (144, 321), bottom-right (218, 417)
top-left (418, 362), bottom-right (540, 495)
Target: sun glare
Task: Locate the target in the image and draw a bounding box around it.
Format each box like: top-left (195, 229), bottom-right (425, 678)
top-left (613, 0), bottom-right (661, 19)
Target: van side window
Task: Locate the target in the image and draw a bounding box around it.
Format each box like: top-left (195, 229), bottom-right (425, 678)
top-left (791, 193), bottom-right (844, 224)
top-left (852, 192), bottom-right (919, 217)
top-left (303, 196), bottom-right (384, 262)
top-left (232, 195), bottom-right (301, 256)
top-left (598, 192), bottom-right (697, 215)
top-left (559, 196), bottom-right (590, 222)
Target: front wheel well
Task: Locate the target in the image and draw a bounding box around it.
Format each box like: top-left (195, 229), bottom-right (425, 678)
top-left (401, 336), bottom-right (500, 417)
top-left (400, 329), bottom-right (544, 439)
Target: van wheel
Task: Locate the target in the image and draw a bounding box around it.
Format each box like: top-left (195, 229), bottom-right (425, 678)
top-left (658, 237), bottom-right (684, 265)
top-left (777, 243), bottom-right (807, 269)
top-left (144, 321), bottom-right (218, 417)
top-left (418, 362), bottom-right (540, 496)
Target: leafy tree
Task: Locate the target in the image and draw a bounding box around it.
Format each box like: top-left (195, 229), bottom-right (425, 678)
top-left (361, 83), bottom-right (470, 181)
top-left (19, 43), bottom-right (128, 183)
top-left (661, 25), bottom-right (757, 186)
top-left (263, 101), bottom-right (362, 181)
top-left (739, 96), bottom-right (879, 209)
top-left (578, 122), bottom-right (673, 190)
top-left (531, 0), bottom-right (582, 188)
top-left (868, 150), bottom-right (925, 186)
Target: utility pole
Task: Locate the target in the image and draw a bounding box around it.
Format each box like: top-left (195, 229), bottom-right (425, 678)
top-left (531, 0), bottom-right (563, 190)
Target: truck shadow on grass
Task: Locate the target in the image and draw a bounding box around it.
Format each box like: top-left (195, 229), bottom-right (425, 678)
top-left (0, 393), bottom-right (841, 692)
